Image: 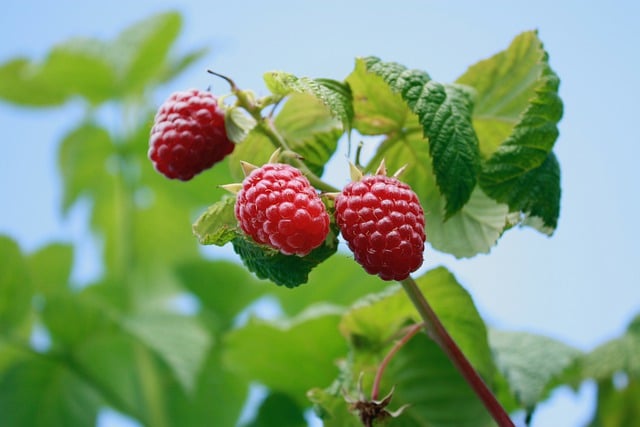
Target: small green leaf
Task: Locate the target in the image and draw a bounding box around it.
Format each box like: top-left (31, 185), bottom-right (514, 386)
top-left (225, 107), bottom-right (257, 144)
top-left (122, 312), bottom-right (211, 392)
top-left (223, 306), bottom-right (347, 402)
top-left (581, 313), bottom-right (640, 381)
top-left (488, 329), bottom-right (582, 410)
top-left (274, 93), bottom-right (343, 177)
top-left (0, 357), bottom-right (103, 427)
top-left (361, 56), bottom-right (480, 217)
top-left (346, 58), bottom-right (410, 135)
top-left (113, 11), bottom-right (183, 94)
top-left (264, 71), bottom-right (353, 130)
top-left (231, 225), bottom-right (339, 288)
top-left (457, 31), bottom-right (563, 230)
top-left (192, 197), bottom-right (239, 246)
top-left (0, 236), bottom-right (33, 334)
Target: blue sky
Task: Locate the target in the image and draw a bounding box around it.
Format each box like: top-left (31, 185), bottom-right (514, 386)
top-left (2, 1), bottom-right (640, 426)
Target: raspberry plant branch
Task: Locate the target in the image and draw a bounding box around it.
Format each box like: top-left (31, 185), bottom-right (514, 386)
top-left (371, 323), bottom-right (423, 401)
top-left (400, 276), bottom-right (515, 427)
top-left (209, 69), bottom-right (340, 193)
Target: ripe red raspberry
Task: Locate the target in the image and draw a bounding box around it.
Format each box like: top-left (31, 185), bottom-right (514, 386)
top-left (235, 163), bottom-right (330, 256)
top-left (335, 175), bottom-right (426, 281)
top-left (149, 89), bottom-right (234, 181)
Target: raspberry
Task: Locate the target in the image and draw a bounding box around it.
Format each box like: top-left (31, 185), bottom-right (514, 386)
top-left (235, 163), bottom-right (330, 256)
top-left (335, 174), bottom-right (426, 281)
top-left (149, 89), bottom-right (234, 181)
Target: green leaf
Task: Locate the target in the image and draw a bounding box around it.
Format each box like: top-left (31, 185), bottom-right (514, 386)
top-left (27, 243), bottom-right (73, 295)
top-left (122, 312), bottom-right (211, 392)
top-left (166, 344), bottom-right (249, 427)
top-left (0, 236), bottom-right (33, 333)
top-left (581, 313), bottom-right (640, 381)
top-left (244, 392), bottom-right (307, 427)
top-left (360, 57), bottom-right (480, 217)
top-left (457, 31), bottom-right (563, 229)
top-left (264, 71), bottom-right (353, 130)
top-left (0, 357), bottom-right (103, 427)
top-left (0, 37), bottom-right (117, 107)
top-left (228, 127), bottom-right (274, 182)
top-left (231, 225), bottom-right (339, 288)
top-left (274, 93), bottom-right (343, 177)
top-left (41, 292), bottom-right (113, 348)
top-left (307, 387), bottom-right (362, 427)
top-left (340, 266), bottom-right (494, 380)
top-left (346, 58), bottom-right (410, 135)
top-left (503, 151), bottom-right (561, 233)
top-left (0, 58), bottom-right (69, 106)
top-left (112, 11), bottom-right (183, 94)
top-left (369, 127), bottom-right (510, 258)
top-left (226, 106), bottom-right (257, 144)
top-left (386, 333), bottom-right (492, 426)
top-left (192, 197), bottom-right (240, 246)
top-left (43, 38), bottom-right (117, 105)
top-left (58, 123), bottom-right (114, 213)
top-left (157, 46), bottom-right (210, 85)
top-left (488, 329), bottom-right (582, 410)
top-left (223, 306), bottom-right (347, 402)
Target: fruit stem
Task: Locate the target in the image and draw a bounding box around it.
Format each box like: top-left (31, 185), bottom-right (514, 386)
top-left (399, 276), bottom-right (515, 427)
top-left (371, 323), bottom-right (423, 401)
top-left (257, 118), bottom-right (339, 193)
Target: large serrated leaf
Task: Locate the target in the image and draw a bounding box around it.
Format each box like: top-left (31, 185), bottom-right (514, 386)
top-left (457, 31), bottom-right (563, 230)
top-left (231, 225), bottom-right (339, 288)
top-left (488, 329), bottom-right (582, 410)
top-left (264, 71), bottom-right (353, 130)
top-left (192, 197), bottom-right (239, 246)
top-left (361, 56), bottom-right (480, 217)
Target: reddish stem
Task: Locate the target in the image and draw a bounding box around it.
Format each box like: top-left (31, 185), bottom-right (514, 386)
top-left (371, 323), bottom-right (423, 401)
top-left (400, 277), bottom-right (514, 427)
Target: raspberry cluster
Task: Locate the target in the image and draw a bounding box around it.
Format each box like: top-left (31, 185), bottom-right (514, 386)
top-left (235, 163), bottom-right (330, 257)
top-left (149, 89), bottom-right (234, 181)
top-left (335, 175), bottom-right (426, 281)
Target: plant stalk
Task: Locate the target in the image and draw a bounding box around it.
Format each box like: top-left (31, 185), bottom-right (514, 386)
top-left (400, 276), bottom-right (514, 427)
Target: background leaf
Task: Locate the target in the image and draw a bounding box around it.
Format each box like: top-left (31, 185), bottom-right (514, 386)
top-left (223, 306), bottom-right (348, 403)
top-left (488, 329), bottom-right (582, 410)
top-left (264, 71), bottom-right (353, 130)
top-left (457, 30), bottom-right (563, 230)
